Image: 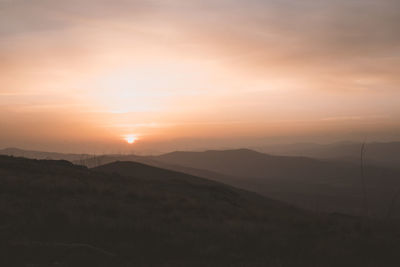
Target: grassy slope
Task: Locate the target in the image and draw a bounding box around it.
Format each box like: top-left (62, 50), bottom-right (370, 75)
top-left (1, 156), bottom-right (400, 266)
top-left (4, 147), bottom-right (400, 217)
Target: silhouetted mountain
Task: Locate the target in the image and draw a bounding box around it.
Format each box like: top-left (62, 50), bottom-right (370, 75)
top-left (0, 147), bottom-right (90, 162)
top-left (70, 148), bottom-right (400, 217)
top-left (74, 154), bottom-right (154, 168)
top-left (93, 161), bottom-right (299, 216)
top-left (4, 141), bottom-right (400, 170)
top-left (156, 149), bottom-right (332, 178)
top-left (3, 155), bottom-right (400, 266)
top-left (3, 147), bottom-right (400, 217)
top-left (152, 149), bottom-right (400, 217)
top-left (257, 142), bottom-right (400, 170)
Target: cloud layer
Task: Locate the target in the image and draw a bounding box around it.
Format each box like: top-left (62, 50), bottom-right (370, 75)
top-left (1, 0), bottom-right (400, 152)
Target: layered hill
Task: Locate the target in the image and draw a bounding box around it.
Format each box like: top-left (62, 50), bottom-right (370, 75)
top-left (2, 155), bottom-right (400, 266)
top-left (0, 147), bottom-right (90, 162)
top-left (3, 147), bottom-right (400, 217)
top-left (257, 142), bottom-right (400, 170)
top-left (152, 149), bottom-right (400, 217)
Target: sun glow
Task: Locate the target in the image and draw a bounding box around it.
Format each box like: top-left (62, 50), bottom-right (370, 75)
top-left (124, 135), bottom-right (138, 144)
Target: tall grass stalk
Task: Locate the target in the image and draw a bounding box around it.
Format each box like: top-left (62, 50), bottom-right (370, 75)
top-left (360, 142), bottom-right (369, 220)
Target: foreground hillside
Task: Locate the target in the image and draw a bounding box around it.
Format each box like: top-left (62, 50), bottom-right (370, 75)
top-left (1, 156), bottom-right (400, 266)
top-left (4, 147), bottom-right (400, 218)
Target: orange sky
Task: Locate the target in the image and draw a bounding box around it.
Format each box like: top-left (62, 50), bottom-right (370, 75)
top-left (1, 0), bottom-right (400, 153)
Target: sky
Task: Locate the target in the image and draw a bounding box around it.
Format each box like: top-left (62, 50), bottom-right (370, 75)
top-left (1, 0), bottom-right (400, 153)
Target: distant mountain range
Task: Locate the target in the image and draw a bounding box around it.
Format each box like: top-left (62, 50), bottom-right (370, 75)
top-left (151, 149), bottom-right (400, 217)
top-left (0, 147), bottom-right (91, 162)
top-left (255, 141), bottom-right (400, 170)
top-left (3, 141), bottom-right (400, 169)
top-left (67, 148), bottom-right (400, 217)
top-left (2, 144), bottom-right (400, 217)
top-left (2, 155), bottom-right (400, 266)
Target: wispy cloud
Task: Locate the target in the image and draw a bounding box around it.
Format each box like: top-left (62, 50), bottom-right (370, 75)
top-left (1, 0), bottom-right (400, 151)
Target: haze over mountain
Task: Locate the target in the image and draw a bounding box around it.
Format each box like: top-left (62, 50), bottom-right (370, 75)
top-left (152, 149), bottom-right (400, 216)
top-left (3, 146), bottom-right (399, 218)
top-left (3, 140), bottom-right (400, 169)
top-left (3, 155), bottom-right (400, 266)
top-left (256, 141), bottom-right (400, 170)
top-left (0, 147), bottom-right (91, 162)
top-left (60, 146), bottom-right (400, 218)
top-left (2, 0), bottom-right (400, 152)
top-left (2, 0), bottom-right (400, 265)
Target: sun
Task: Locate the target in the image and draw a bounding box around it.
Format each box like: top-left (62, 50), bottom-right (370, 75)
top-left (124, 134), bottom-right (138, 144)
